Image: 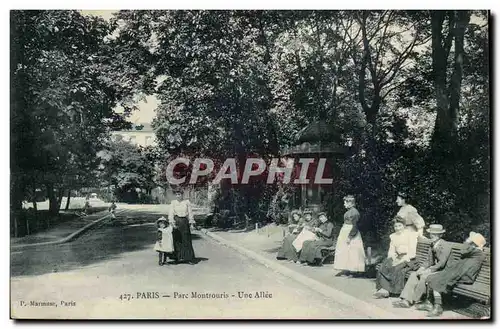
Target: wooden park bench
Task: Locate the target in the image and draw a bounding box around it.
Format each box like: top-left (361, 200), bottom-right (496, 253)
top-left (319, 246), bottom-right (336, 265)
top-left (376, 238), bottom-right (490, 315)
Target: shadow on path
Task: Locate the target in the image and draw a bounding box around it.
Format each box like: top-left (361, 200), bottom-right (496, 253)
top-left (10, 210), bottom-right (203, 277)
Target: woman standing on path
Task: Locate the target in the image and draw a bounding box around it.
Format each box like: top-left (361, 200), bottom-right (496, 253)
top-left (334, 195), bottom-right (366, 277)
top-left (168, 188), bottom-right (196, 264)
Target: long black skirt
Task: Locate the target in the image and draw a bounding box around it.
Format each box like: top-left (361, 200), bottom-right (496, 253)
top-left (276, 233), bottom-right (299, 261)
top-left (376, 258), bottom-right (419, 294)
top-left (172, 216), bottom-right (196, 262)
top-left (299, 239), bottom-right (334, 264)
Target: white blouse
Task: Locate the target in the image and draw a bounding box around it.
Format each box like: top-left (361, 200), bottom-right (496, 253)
top-left (387, 230), bottom-right (418, 262)
top-left (168, 200), bottom-right (194, 222)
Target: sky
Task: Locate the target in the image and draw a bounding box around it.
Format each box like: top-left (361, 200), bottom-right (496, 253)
top-left (116, 95), bottom-right (160, 125)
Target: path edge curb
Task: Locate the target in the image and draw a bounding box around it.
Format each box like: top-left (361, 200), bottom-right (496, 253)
top-left (200, 229), bottom-right (401, 319)
top-left (11, 209), bottom-right (128, 251)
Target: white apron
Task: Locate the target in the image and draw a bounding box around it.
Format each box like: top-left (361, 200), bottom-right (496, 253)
top-left (334, 224), bottom-right (366, 272)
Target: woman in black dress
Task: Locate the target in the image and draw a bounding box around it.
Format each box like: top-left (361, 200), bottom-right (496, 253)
top-left (168, 188), bottom-right (196, 264)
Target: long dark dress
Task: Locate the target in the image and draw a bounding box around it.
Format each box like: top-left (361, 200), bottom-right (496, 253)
top-left (276, 233), bottom-right (300, 261)
top-left (172, 215), bottom-right (196, 262)
top-left (276, 219), bottom-right (317, 261)
top-left (299, 221), bottom-right (335, 264)
top-left (376, 258), bottom-right (419, 294)
top-left (276, 219), bottom-right (305, 261)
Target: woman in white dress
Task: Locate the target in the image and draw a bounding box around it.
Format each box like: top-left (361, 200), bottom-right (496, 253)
top-left (168, 188), bottom-right (196, 264)
top-left (334, 195), bottom-right (366, 277)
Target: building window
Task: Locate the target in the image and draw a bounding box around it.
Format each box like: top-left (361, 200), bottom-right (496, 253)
top-left (145, 136), bottom-right (152, 146)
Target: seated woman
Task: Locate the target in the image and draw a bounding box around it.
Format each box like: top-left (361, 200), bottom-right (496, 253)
top-left (373, 216), bottom-right (419, 298)
top-left (298, 212), bottom-right (335, 266)
top-left (276, 209), bottom-right (312, 262)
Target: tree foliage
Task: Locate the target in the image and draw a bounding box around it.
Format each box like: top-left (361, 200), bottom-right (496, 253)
top-left (11, 10), bottom-right (490, 243)
top-left (10, 10), bottom-right (139, 226)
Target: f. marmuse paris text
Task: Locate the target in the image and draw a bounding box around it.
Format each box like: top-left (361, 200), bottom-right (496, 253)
top-left (19, 300), bottom-right (76, 307)
top-left (166, 157), bottom-right (333, 185)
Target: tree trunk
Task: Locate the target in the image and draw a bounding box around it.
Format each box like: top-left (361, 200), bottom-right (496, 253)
top-left (10, 174), bottom-right (24, 212)
top-left (65, 189), bottom-right (71, 210)
top-left (32, 183), bottom-right (37, 211)
top-left (14, 215), bottom-right (18, 238)
top-left (26, 215), bottom-right (30, 236)
top-left (47, 183), bottom-right (60, 216)
top-left (448, 11), bottom-right (470, 137)
top-left (431, 10), bottom-right (470, 151)
top-left (57, 188), bottom-right (64, 206)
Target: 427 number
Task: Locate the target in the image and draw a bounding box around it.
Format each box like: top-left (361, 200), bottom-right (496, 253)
top-left (119, 294), bottom-right (133, 301)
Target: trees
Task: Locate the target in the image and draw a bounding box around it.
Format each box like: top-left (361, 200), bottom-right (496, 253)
top-left (98, 139), bottom-right (156, 202)
top-left (10, 10), bottom-right (137, 234)
top-left (430, 10), bottom-right (472, 150)
top-left (12, 10), bottom-right (489, 241)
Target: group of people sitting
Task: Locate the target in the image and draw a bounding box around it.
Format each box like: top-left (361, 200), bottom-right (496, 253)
top-left (377, 222), bottom-right (487, 317)
top-left (276, 194), bottom-right (366, 275)
top-left (276, 192), bottom-right (488, 317)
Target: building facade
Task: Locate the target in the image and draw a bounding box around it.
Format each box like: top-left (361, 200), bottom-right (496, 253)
top-left (110, 123), bottom-right (156, 147)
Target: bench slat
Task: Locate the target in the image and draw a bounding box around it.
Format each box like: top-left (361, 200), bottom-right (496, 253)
top-left (453, 285), bottom-right (490, 301)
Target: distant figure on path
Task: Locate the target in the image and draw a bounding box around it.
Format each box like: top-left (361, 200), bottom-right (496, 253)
top-left (83, 196), bottom-right (91, 216)
top-left (168, 188), bottom-right (196, 264)
top-left (108, 201), bottom-right (117, 219)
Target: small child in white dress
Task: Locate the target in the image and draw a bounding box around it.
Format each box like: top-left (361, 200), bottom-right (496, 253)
top-left (154, 217), bottom-right (174, 266)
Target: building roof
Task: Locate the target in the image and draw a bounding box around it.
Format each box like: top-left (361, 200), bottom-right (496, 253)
top-left (296, 121), bottom-right (340, 144)
top-left (282, 121), bottom-right (347, 156)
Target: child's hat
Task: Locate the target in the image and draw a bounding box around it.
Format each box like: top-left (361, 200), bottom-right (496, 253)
top-left (156, 217), bottom-right (168, 225)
